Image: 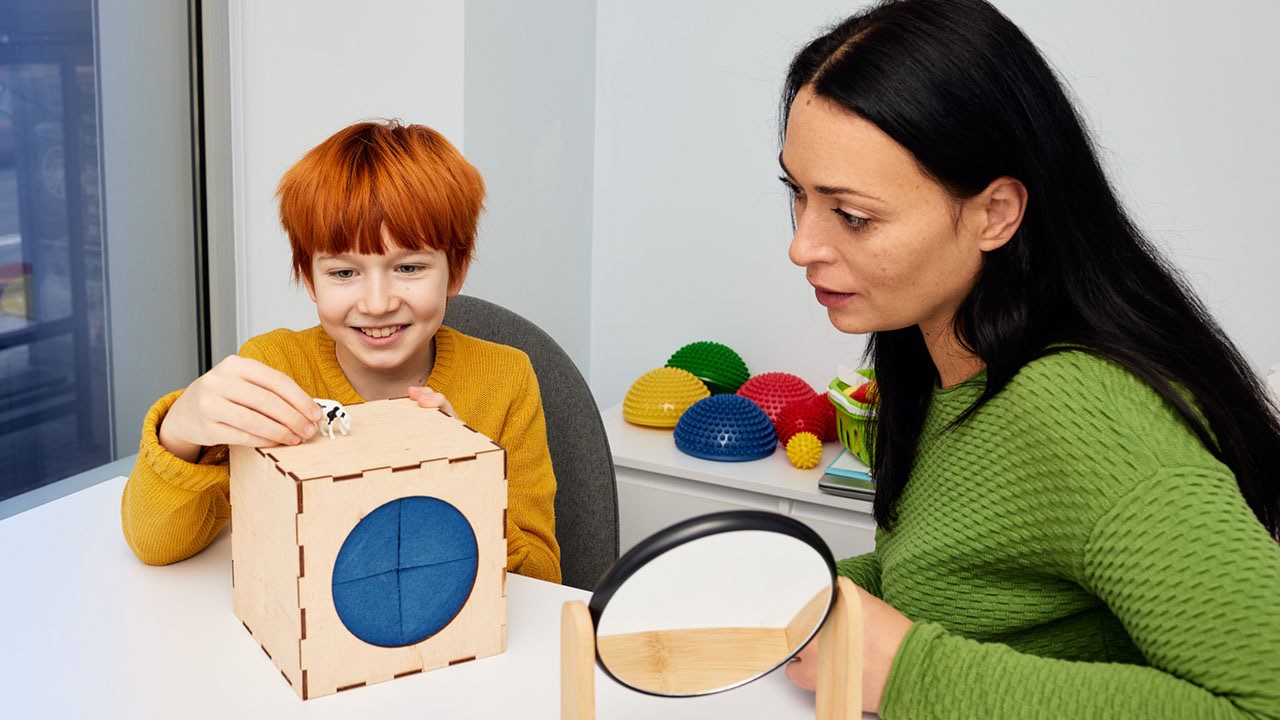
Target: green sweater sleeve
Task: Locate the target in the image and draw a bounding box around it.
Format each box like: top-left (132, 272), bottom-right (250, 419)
top-left (879, 466), bottom-right (1280, 720)
top-left (836, 549), bottom-right (883, 598)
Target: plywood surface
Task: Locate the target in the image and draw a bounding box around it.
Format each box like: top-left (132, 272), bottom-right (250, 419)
top-left (229, 445), bottom-right (305, 694)
top-left (264, 398), bottom-right (502, 481)
top-left (295, 454), bottom-right (508, 697)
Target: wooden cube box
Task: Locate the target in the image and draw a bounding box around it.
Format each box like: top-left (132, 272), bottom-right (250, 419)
top-left (229, 397), bottom-right (508, 700)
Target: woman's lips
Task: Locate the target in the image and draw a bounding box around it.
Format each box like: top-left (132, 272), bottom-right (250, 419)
top-left (814, 288), bottom-right (856, 308)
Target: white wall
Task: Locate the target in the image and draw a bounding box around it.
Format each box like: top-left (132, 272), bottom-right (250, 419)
top-left (463, 0), bottom-right (596, 372)
top-left (227, 0), bottom-right (465, 343)
top-left (590, 1), bottom-right (875, 408)
top-left (588, 0), bottom-right (1280, 408)
top-left (222, 1), bottom-right (1280, 409)
top-left (100, 0), bottom-right (199, 454)
top-left (1004, 0), bottom-right (1280, 378)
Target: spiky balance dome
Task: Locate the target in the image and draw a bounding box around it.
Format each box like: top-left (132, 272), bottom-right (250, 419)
top-left (785, 432), bottom-right (824, 469)
top-left (673, 394), bottom-right (776, 462)
top-left (774, 393), bottom-right (837, 445)
top-left (736, 372), bottom-right (817, 424)
top-left (666, 341), bottom-right (750, 395)
top-left (622, 367), bottom-right (711, 428)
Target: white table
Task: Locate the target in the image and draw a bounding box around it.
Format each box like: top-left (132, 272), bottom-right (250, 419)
top-left (0, 474), bottom-right (874, 718)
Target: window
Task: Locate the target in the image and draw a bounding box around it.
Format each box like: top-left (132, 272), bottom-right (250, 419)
top-left (0, 0), bottom-right (203, 507)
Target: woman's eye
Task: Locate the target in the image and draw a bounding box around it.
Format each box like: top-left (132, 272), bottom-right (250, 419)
top-left (778, 176), bottom-right (804, 201)
top-left (833, 209), bottom-right (870, 230)
top-left (330, 269), bottom-right (355, 280)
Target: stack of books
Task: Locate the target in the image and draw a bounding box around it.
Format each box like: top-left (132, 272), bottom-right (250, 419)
top-left (817, 449), bottom-right (875, 500)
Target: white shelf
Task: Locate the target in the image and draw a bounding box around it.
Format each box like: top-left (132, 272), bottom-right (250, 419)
top-left (602, 404), bottom-right (874, 515)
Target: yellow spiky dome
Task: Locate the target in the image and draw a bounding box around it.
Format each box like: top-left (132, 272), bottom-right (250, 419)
top-left (785, 432), bottom-right (823, 469)
top-left (623, 367), bottom-right (711, 428)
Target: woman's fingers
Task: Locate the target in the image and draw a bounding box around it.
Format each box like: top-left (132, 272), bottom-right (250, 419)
top-left (784, 639), bottom-right (819, 690)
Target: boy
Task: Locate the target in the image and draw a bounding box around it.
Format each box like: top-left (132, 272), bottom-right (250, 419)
top-left (121, 120), bottom-right (560, 583)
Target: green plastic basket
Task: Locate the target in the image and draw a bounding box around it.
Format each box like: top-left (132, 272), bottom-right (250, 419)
top-left (827, 368), bottom-right (877, 466)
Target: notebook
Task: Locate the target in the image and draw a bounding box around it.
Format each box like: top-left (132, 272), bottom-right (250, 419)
top-left (817, 449), bottom-right (875, 500)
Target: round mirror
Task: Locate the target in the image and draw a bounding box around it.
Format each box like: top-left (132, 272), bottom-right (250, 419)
top-left (588, 510), bottom-right (835, 697)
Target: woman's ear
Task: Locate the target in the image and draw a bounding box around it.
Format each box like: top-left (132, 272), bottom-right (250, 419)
top-left (973, 176), bottom-right (1028, 252)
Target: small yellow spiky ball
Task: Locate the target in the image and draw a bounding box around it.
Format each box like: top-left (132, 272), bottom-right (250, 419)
top-left (785, 431), bottom-right (823, 469)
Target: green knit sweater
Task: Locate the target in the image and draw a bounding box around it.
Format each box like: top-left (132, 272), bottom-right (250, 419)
top-left (838, 351), bottom-right (1280, 719)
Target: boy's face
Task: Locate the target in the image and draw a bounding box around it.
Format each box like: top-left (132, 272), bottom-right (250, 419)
top-left (306, 227), bottom-right (465, 383)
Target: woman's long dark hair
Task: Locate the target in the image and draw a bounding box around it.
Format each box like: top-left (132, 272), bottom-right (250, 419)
top-left (782, 0), bottom-right (1280, 538)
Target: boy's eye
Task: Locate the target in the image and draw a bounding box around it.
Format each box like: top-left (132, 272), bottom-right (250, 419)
top-left (329, 269), bottom-right (355, 280)
top-left (395, 264), bottom-right (424, 274)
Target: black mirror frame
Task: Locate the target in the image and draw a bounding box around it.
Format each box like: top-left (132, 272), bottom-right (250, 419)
top-left (587, 510), bottom-right (838, 697)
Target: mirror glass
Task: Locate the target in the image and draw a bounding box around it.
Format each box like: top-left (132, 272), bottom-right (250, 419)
top-left (589, 512), bottom-right (834, 697)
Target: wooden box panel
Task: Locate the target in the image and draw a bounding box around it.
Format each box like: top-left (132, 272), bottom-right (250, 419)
top-left (229, 398), bottom-right (508, 700)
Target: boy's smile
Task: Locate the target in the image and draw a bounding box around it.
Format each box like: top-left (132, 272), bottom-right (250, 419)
top-left (356, 324), bottom-right (406, 341)
top-left (306, 227), bottom-right (466, 400)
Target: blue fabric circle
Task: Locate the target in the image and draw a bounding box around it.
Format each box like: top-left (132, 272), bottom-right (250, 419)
top-left (331, 496), bottom-right (478, 647)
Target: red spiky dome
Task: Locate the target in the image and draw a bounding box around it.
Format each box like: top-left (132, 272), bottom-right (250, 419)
top-left (736, 372), bottom-right (817, 424)
top-left (775, 393), bottom-right (837, 445)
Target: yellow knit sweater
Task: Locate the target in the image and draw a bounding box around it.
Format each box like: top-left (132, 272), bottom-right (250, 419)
top-left (120, 325), bottom-right (561, 583)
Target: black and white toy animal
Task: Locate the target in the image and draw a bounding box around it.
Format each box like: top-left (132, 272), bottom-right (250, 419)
top-left (313, 398), bottom-right (351, 439)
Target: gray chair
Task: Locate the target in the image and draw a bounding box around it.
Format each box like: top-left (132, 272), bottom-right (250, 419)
top-left (443, 294), bottom-right (619, 590)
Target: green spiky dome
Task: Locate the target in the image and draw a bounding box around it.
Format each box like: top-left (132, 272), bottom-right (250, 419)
top-left (666, 341), bottom-right (750, 395)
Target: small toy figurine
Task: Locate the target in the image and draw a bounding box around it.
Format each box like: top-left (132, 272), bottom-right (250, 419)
top-left (313, 398), bottom-right (351, 439)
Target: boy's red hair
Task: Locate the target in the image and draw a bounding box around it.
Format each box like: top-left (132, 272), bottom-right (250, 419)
top-left (276, 119), bottom-right (485, 284)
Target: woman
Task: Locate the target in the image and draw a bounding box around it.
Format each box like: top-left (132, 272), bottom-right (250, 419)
top-left (778, 1), bottom-right (1280, 717)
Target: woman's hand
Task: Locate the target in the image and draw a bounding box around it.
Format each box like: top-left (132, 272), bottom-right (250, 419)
top-left (158, 355), bottom-right (324, 462)
top-left (407, 385), bottom-right (457, 418)
top-left (784, 584), bottom-right (914, 713)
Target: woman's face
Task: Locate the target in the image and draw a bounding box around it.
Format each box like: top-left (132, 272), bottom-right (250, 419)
top-left (782, 86), bottom-right (985, 337)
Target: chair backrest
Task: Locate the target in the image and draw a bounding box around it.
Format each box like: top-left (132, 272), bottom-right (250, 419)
top-left (443, 294), bottom-right (619, 590)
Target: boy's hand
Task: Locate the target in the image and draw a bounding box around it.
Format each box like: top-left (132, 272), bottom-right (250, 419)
top-left (407, 385), bottom-right (457, 418)
top-left (158, 355), bottom-right (324, 462)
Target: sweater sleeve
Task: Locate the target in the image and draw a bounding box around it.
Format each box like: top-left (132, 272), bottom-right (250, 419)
top-left (879, 466), bottom-right (1280, 720)
top-left (120, 390), bottom-right (232, 565)
top-left (496, 359), bottom-right (562, 584)
top-left (836, 548), bottom-right (883, 598)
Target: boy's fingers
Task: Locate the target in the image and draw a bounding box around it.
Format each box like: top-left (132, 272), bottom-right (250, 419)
top-left (215, 423), bottom-right (283, 449)
top-left (216, 404), bottom-right (303, 447)
top-left (240, 360), bottom-right (323, 421)
top-left (225, 382), bottom-right (316, 439)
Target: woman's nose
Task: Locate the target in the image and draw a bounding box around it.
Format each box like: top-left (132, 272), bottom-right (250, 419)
top-left (788, 210), bottom-right (827, 268)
